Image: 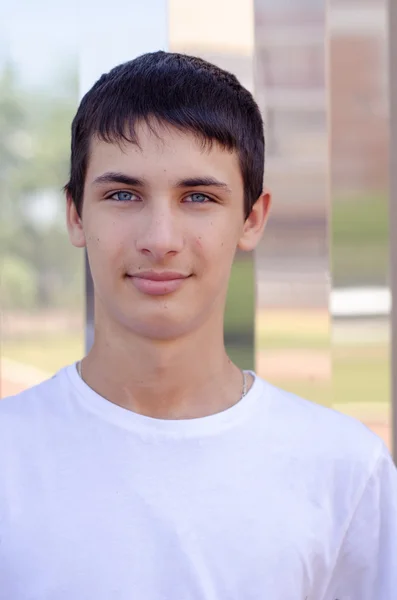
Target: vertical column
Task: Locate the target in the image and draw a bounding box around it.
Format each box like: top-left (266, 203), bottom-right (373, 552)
top-left (78, 0), bottom-right (169, 351)
top-left (330, 0), bottom-right (391, 449)
top-left (169, 0), bottom-right (256, 370)
top-left (253, 1), bottom-right (331, 404)
top-left (389, 0), bottom-right (397, 460)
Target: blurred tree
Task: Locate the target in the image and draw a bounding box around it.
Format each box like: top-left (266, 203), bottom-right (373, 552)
top-left (0, 61), bottom-right (83, 310)
top-left (1, 255), bottom-right (37, 309)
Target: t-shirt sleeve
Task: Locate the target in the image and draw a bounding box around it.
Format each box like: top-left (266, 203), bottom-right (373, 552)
top-left (323, 442), bottom-right (397, 600)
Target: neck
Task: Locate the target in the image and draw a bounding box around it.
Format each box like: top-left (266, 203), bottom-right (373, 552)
top-left (81, 316), bottom-right (246, 420)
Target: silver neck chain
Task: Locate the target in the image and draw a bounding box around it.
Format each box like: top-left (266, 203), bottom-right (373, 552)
top-left (77, 361), bottom-right (248, 400)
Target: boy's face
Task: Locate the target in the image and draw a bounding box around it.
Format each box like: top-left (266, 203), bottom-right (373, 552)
top-left (67, 122), bottom-right (270, 340)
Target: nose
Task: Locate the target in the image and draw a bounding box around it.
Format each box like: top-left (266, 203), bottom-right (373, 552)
top-left (136, 204), bottom-right (184, 261)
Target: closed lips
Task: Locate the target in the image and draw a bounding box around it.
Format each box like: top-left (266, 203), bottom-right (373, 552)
top-left (126, 272), bottom-right (191, 296)
top-left (129, 272), bottom-right (189, 281)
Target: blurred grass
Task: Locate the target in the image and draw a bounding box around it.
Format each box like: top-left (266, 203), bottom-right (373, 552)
top-left (334, 344), bottom-right (389, 404)
top-left (332, 193), bottom-right (388, 286)
top-left (333, 194), bottom-right (388, 245)
top-left (256, 309), bottom-right (328, 350)
top-left (269, 344), bottom-right (389, 408)
top-left (2, 333), bottom-right (84, 374)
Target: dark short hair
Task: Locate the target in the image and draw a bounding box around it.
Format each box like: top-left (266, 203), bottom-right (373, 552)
top-left (64, 51), bottom-right (265, 219)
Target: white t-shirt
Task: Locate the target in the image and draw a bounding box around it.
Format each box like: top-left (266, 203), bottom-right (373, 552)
top-left (0, 364), bottom-right (396, 600)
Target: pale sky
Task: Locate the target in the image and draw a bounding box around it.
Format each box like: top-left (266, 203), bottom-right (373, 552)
top-left (0, 0), bottom-right (166, 88)
top-left (0, 0), bottom-right (325, 89)
top-left (0, 0), bottom-right (78, 86)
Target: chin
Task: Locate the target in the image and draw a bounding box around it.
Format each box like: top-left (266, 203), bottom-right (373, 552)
top-left (129, 321), bottom-right (191, 341)
top-left (118, 307), bottom-right (193, 341)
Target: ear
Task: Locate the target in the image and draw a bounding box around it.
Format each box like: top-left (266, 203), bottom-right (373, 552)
top-left (238, 190), bottom-right (271, 252)
top-left (66, 192), bottom-right (86, 248)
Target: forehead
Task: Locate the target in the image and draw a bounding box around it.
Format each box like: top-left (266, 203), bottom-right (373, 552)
top-left (86, 122), bottom-right (243, 187)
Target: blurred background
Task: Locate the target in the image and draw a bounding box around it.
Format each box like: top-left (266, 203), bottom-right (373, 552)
top-left (0, 0), bottom-right (395, 454)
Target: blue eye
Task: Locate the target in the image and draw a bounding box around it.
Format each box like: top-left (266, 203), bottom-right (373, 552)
top-left (110, 191), bottom-right (137, 202)
top-left (186, 193), bottom-right (210, 203)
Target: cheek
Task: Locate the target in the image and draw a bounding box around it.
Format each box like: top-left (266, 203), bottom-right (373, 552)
top-left (85, 222), bottom-right (126, 269)
top-left (85, 211), bottom-right (124, 248)
top-left (194, 234), bottom-right (227, 254)
top-left (194, 232), bottom-right (237, 267)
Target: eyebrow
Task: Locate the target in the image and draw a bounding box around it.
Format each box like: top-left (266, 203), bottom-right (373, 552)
top-left (92, 172), bottom-right (232, 194)
top-left (92, 172), bottom-right (144, 187)
top-left (175, 177), bottom-right (232, 194)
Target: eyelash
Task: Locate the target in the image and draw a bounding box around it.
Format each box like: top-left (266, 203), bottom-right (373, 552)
top-left (106, 191), bottom-right (214, 204)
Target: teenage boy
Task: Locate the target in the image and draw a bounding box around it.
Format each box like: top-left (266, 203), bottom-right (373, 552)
top-left (0, 51), bottom-right (396, 600)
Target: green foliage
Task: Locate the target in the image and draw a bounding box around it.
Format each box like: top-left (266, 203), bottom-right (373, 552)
top-left (0, 61), bottom-right (83, 310)
top-left (1, 255), bottom-right (37, 309)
